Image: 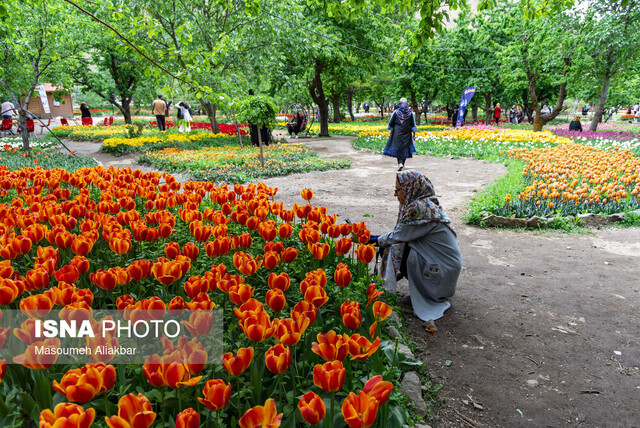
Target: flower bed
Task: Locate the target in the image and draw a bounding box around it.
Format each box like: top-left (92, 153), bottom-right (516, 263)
top-left (355, 128), bottom-right (570, 161)
top-left (276, 121), bottom-right (445, 136)
top-left (0, 142), bottom-right (97, 171)
top-left (102, 131), bottom-right (239, 156)
top-left (140, 143), bottom-right (352, 183)
top-left (149, 121), bottom-right (249, 135)
top-left (0, 166), bottom-right (412, 426)
top-left (499, 143), bottom-right (640, 217)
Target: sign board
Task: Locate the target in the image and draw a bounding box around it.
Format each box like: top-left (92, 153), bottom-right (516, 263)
top-left (456, 86), bottom-right (476, 127)
top-left (37, 84), bottom-right (51, 114)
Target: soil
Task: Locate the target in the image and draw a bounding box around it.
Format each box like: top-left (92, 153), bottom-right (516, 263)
top-left (66, 133), bottom-right (640, 427)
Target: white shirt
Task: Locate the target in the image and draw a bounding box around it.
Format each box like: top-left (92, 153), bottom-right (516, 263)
top-left (1, 101), bottom-right (15, 116)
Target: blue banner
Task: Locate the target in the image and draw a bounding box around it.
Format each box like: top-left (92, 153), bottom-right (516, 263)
top-left (456, 86), bottom-right (476, 127)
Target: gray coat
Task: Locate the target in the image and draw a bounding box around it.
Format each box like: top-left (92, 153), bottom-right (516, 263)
top-left (378, 221), bottom-right (462, 321)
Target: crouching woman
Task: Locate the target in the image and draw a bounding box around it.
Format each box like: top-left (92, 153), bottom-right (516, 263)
top-left (375, 170), bottom-right (462, 321)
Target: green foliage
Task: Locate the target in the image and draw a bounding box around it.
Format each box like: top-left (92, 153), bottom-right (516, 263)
top-left (0, 148), bottom-right (97, 171)
top-left (236, 95), bottom-right (277, 129)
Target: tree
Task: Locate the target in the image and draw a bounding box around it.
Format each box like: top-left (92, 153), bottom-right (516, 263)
top-left (577, 0), bottom-right (640, 130)
top-left (0, 0), bottom-right (78, 151)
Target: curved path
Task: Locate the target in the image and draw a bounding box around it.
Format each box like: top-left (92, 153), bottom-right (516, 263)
top-left (67, 135), bottom-right (640, 427)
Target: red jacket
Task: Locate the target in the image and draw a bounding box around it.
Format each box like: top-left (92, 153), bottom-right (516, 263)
top-left (494, 106), bottom-right (502, 119)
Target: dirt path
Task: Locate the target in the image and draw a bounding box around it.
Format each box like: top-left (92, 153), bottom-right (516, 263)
top-left (66, 136), bottom-right (640, 427)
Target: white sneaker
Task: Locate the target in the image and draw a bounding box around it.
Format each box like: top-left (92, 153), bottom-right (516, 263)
top-left (397, 163), bottom-right (404, 171)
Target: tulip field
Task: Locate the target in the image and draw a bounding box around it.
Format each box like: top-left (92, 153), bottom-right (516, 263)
top-left (0, 164), bottom-right (414, 427)
top-left (354, 125), bottom-right (640, 226)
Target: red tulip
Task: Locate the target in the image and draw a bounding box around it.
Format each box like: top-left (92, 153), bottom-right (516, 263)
top-left (198, 379), bottom-right (230, 411)
top-left (363, 375), bottom-right (393, 405)
top-left (340, 300), bottom-right (362, 330)
top-left (334, 263), bottom-right (352, 288)
top-left (313, 360), bottom-right (346, 392)
top-left (372, 301), bottom-right (393, 321)
top-left (265, 343), bottom-right (291, 375)
top-left (356, 244), bottom-right (376, 264)
top-left (265, 289), bottom-right (286, 312)
top-left (298, 391), bottom-right (326, 425)
top-left (262, 251), bottom-right (280, 270)
top-left (334, 237), bottom-right (353, 256)
top-left (267, 272), bottom-right (290, 292)
top-left (221, 347), bottom-right (254, 376)
top-left (175, 408), bottom-right (200, 428)
top-left (280, 247), bottom-right (299, 263)
top-left (238, 398), bottom-right (283, 428)
top-left (311, 330), bottom-right (350, 361)
top-left (278, 223), bottom-right (293, 239)
top-left (300, 188), bottom-right (313, 201)
top-left (39, 403), bottom-right (96, 428)
top-left (341, 391), bottom-right (379, 428)
top-left (13, 338), bottom-right (61, 369)
top-left (105, 393), bottom-right (156, 428)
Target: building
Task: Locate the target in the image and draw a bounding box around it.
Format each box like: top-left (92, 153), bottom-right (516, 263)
top-left (21, 83), bottom-right (74, 119)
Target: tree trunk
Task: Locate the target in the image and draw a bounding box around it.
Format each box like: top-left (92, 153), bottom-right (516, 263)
top-left (410, 92), bottom-right (420, 126)
top-left (484, 93), bottom-right (493, 125)
top-left (346, 86), bottom-right (355, 121)
top-left (308, 59), bottom-right (329, 136)
top-left (117, 98), bottom-right (132, 124)
top-left (201, 100), bottom-right (219, 133)
top-left (589, 74), bottom-right (611, 132)
top-left (331, 92), bottom-right (341, 123)
top-left (472, 105), bottom-right (478, 122)
top-left (18, 111), bottom-right (30, 153)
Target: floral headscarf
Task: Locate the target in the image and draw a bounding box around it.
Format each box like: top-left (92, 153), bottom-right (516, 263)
top-left (396, 170), bottom-right (453, 231)
top-left (395, 101), bottom-right (413, 122)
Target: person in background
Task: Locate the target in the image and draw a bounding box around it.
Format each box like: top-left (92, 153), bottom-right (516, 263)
top-left (152, 95), bottom-right (167, 131)
top-left (569, 116), bottom-right (582, 132)
top-left (493, 103), bottom-right (502, 125)
top-left (509, 105), bottom-right (517, 124)
top-left (451, 107), bottom-right (459, 128)
top-left (383, 97), bottom-right (418, 171)
top-left (286, 112), bottom-right (305, 138)
top-left (177, 101), bottom-right (192, 133)
top-left (369, 170), bottom-right (462, 321)
top-left (2, 100), bottom-right (15, 119)
top-left (80, 102), bottom-right (93, 126)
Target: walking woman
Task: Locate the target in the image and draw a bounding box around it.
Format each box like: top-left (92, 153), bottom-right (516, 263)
top-left (374, 170), bottom-right (462, 321)
top-left (383, 97), bottom-right (418, 171)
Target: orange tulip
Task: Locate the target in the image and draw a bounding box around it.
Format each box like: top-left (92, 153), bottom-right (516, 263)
top-left (55, 264), bottom-right (80, 285)
top-left (198, 379), bottom-right (231, 411)
top-left (13, 318), bottom-right (40, 345)
top-left (262, 251), bottom-right (280, 270)
top-left (182, 242), bottom-right (200, 260)
top-left (13, 338), bottom-right (61, 369)
top-left (0, 277), bottom-right (22, 305)
top-left (105, 393), bottom-right (156, 428)
top-left (39, 403), bottom-right (96, 428)
top-left (165, 241), bottom-right (181, 259)
top-left (258, 223), bottom-right (276, 241)
top-left (308, 242), bottom-right (330, 260)
top-left (304, 285), bottom-right (328, 308)
top-left (356, 244), bottom-right (375, 264)
top-left (53, 364), bottom-right (116, 403)
top-left (181, 310), bottom-right (214, 336)
top-left (89, 269), bottom-right (118, 291)
top-left (272, 314), bottom-right (310, 346)
top-left (298, 391), bottom-right (326, 425)
top-left (25, 268), bottom-right (50, 291)
top-left (19, 293), bottom-right (53, 318)
top-left (267, 272), bottom-right (290, 292)
top-left (311, 330), bottom-right (350, 362)
top-left (341, 391), bottom-right (379, 428)
top-left (168, 296), bottom-right (185, 315)
top-left (127, 260), bottom-right (153, 281)
top-left (228, 283), bottom-right (255, 306)
top-left (347, 335), bottom-right (381, 361)
top-left (334, 263), bottom-right (352, 288)
top-left (175, 408), bottom-right (200, 428)
top-left (265, 289), bottom-right (286, 312)
top-left (233, 298), bottom-right (264, 322)
top-left (71, 237), bottom-right (94, 257)
top-left (238, 311), bottom-right (273, 342)
top-left (151, 259), bottom-right (184, 285)
top-left (340, 300), bottom-right (362, 330)
top-left (109, 236), bottom-right (132, 255)
top-left (265, 343), bottom-right (291, 375)
top-left (363, 375), bottom-right (393, 405)
top-left (11, 235), bottom-right (32, 255)
top-left (238, 398), bottom-right (283, 428)
top-left (313, 360), bottom-right (346, 392)
top-left (0, 260), bottom-right (13, 278)
top-left (221, 347), bottom-right (254, 376)
top-left (280, 247), bottom-right (299, 263)
top-left (300, 188), bottom-right (313, 201)
top-left (70, 256), bottom-right (90, 275)
top-left (372, 301), bottom-right (392, 321)
top-left (278, 223), bottom-right (293, 239)
top-left (334, 237), bottom-right (353, 256)
top-left (366, 284), bottom-right (383, 307)
top-left (291, 300), bottom-right (317, 325)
